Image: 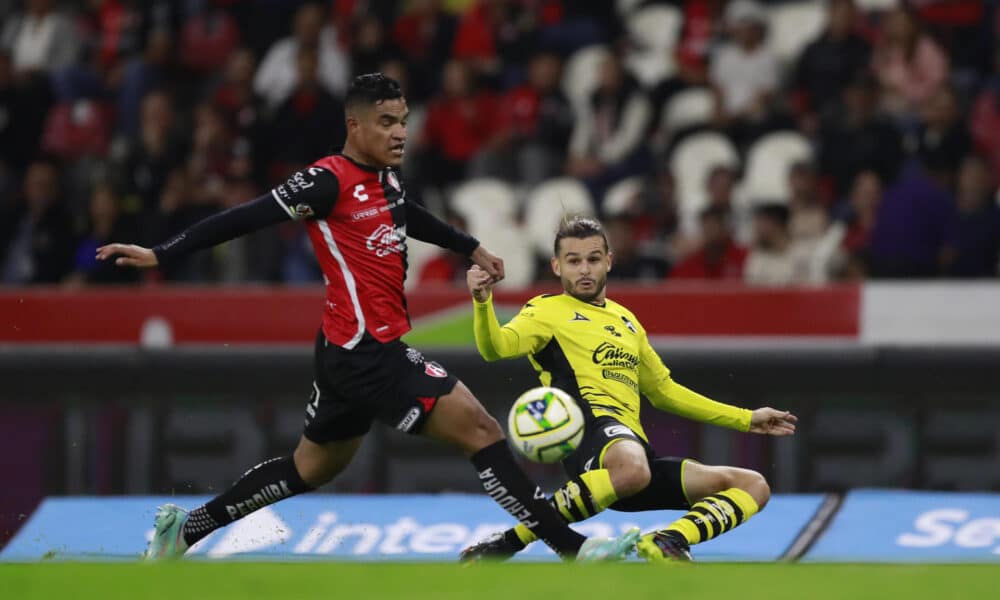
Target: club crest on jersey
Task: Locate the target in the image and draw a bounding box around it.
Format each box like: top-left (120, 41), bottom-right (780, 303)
top-left (386, 169), bottom-right (401, 192)
top-left (292, 203), bottom-right (314, 219)
top-left (424, 361), bottom-right (447, 378)
top-left (621, 316), bottom-right (637, 334)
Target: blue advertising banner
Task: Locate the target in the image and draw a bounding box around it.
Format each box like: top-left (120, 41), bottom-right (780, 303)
top-left (1, 494), bottom-right (823, 562)
top-left (805, 490), bottom-right (1000, 563)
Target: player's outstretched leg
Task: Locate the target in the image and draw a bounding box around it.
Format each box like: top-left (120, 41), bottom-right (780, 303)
top-left (424, 382), bottom-right (637, 561)
top-left (460, 438), bottom-right (648, 562)
top-left (144, 435), bottom-right (362, 560)
top-left (636, 462), bottom-right (769, 564)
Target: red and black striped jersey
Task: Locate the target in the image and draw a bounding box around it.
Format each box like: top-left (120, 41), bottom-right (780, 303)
top-left (270, 154), bottom-right (477, 348)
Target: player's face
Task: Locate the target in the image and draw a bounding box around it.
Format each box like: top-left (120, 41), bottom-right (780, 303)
top-left (552, 235), bottom-right (612, 304)
top-left (351, 98), bottom-right (409, 168)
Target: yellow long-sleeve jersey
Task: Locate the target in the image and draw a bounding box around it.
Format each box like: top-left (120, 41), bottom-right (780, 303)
top-left (473, 292), bottom-right (752, 441)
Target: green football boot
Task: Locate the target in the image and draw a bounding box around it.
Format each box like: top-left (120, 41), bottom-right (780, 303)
top-left (143, 504), bottom-right (190, 560)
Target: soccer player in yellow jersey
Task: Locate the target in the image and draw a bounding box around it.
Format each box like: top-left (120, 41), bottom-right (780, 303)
top-left (460, 217), bottom-right (798, 563)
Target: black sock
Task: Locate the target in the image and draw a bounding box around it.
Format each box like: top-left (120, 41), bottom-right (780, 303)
top-left (470, 440), bottom-right (585, 558)
top-left (182, 456), bottom-right (314, 547)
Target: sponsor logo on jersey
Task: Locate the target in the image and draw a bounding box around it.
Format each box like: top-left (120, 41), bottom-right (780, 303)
top-left (292, 203), bottom-right (314, 219)
top-left (351, 207), bottom-right (379, 221)
top-left (416, 396), bottom-right (437, 413)
top-left (591, 342), bottom-right (639, 369)
top-left (604, 325), bottom-right (622, 337)
top-left (603, 425), bottom-right (636, 438)
top-left (366, 223), bottom-right (405, 257)
top-left (601, 369), bottom-right (638, 391)
top-left (424, 361), bottom-right (447, 378)
top-left (397, 407), bottom-right (421, 432)
top-left (571, 312), bottom-right (590, 322)
top-left (406, 347), bottom-right (424, 365)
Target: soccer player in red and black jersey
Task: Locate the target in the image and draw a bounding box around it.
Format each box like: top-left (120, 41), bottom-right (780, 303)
top-left (98, 73), bottom-right (638, 561)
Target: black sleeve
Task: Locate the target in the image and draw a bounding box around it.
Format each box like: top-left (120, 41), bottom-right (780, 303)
top-left (152, 194), bottom-right (289, 265)
top-left (405, 199), bottom-right (479, 256)
top-left (153, 167), bottom-right (340, 265)
top-left (269, 167), bottom-right (340, 221)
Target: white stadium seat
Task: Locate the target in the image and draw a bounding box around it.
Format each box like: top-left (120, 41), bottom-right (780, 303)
top-left (448, 178), bottom-right (519, 229)
top-left (767, 1), bottom-right (827, 66)
top-left (602, 176), bottom-right (644, 217)
top-left (854, 0), bottom-right (900, 12)
top-left (404, 238), bottom-right (443, 291)
top-left (739, 131), bottom-right (813, 205)
top-left (523, 178), bottom-right (595, 256)
top-left (669, 132), bottom-right (740, 233)
top-left (663, 87), bottom-right (714, 135)
top-left (562, 45), bottom-right (612, 113)
top-left (616, 0), bottom-right (644, 16)
top-left (624, 5), bottom-right (683, 86)
top-left (472, 225), bottom-right (536, 289)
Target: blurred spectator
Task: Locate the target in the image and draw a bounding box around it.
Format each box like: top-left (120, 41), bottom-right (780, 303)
top-left (178, 2), bottom-right (241, 76)
top-left (970, 49), bottom-right (1000, 177)
top-left (0, 160), bottom-right (74, 284)
top-left (146, 167), bottom-right (220, 282)
top-left (868, 161), bottom-right (953, 278)
top-left (743, 203), bottom-right (813, 286)
top-left (872, 5), bottom-right (949, 116)
top-left (604, 215), bottom-right (669, 281)
top-left (787, 161), bottom-right (830, 248)
top-left (269, 46), bottom-right (346, 171)
top-left (566, 53), bottom-right (652, 201)
top-left (254, 3), bottom-right (349, 109)
top-left (0, 50), bottom-right (53, 170)
top-left (537, 1), bottom-right (622, 55)
top-left (418, 212), bottom-right (472, 284)
top-left (709, 0), bottom-right (781, 147)
top-left (391, 0), bottom-right (456, 102)
top-left (210, 47), bottom-right (266, 181)
top-left (67, 181), bottom-right (140, 285)
top-left (188, 101), bottom-right (233, 186)
top-left (914, 86), bottom-right (972, 188)
top-left (418, 59), bottom-right (499, 190)
top-left (350, 15), bottom-right (402, 79)
top-left (915, 0), bottom-right (992, 85)
top-left (832, 170), bottom-right (883, 280)
top-left (670, 206), bottom-right (747, 280)
top-left (939, 155), bottom-right (1000, 277)
top-left (472, 51), bottom-right (573, 184)
top-left (793, 0), bottom-right (870, 118)
top-left (0, 0), bottom-right (79, 76)
top-left (116, 28), bottom-right (173, 137)
top-left (451, 0), bottom-right (537, 85)
top-left (116, 90), bottom-right (188, 218)
top-left (818, 73), bottom-right (904, 197)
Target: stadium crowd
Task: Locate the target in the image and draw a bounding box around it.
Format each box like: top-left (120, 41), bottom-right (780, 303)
top-left (0, 0), bottom-right (997, 287)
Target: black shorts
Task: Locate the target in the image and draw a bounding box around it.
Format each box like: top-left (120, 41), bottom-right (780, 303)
top-left (302, 331), bottom-right (458, 443)
top-left (562, 415), bottom-right (691, 511)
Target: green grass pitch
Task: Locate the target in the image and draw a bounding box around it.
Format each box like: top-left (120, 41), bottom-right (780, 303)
top-left (4, 563), bottom-right (998, 600)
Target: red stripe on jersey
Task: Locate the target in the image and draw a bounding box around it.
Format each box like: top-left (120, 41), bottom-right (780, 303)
top-left (306, 155), bottom-right (409, 348)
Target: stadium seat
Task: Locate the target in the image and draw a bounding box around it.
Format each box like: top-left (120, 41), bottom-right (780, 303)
top-left (669, 132), bottom-right (740, 233)
top-left (602, 176), bottom-right (644, 217)
top-left (659, 87), bottom-right (714, 144)
top-left (624, 5), bottom-right (682, 86)
top-left (739, 131), bottom-right (813, 205)
top-left (524, 178), bottom-right (595, 256)
top-left (853, 0), bottom-right (900, 12)
top-left (767, 1), bottom-right (827, 66)
top-left (616, 0), bottom-right (644, 16)
top-left (404, 238), bottom-right (442, 291)
top-left (448, 178), bottom-right (519, 229)
top-left (562, 45), bottom-right (612, 113)
top-left (472, 224), bottom-right (536, 289)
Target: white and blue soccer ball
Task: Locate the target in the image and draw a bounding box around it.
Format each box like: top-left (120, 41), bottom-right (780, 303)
top-left (507, 386), bottom-right (585, 463)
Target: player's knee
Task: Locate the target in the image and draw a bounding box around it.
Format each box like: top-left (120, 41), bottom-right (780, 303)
top-left (459, 404), bottom-right (505, 454)
top-left (293, 448), bottom-right (337, 488)
top-left (609, 455), bottom-right (651, 498)
top-left (740, 469), bottom-right (770, 509)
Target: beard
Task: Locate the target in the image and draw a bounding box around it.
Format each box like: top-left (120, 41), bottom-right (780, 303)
top-left (563, 273), bottom-right (607, 303)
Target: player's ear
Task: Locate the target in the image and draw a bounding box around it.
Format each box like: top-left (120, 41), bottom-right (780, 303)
top-left (550, 256), bottom-right (560, 277)
top-left (607, 251), bottom-right (613, 272)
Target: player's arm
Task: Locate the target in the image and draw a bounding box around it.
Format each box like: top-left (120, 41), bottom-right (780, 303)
top-left (405, 200), bottom-right (505, 281)
top-left (97, 168), bottom-right (339, 268)
top-left (467, 267), bottom-right (550, 361)
top-left (637, 331), bottom-right (795, 435)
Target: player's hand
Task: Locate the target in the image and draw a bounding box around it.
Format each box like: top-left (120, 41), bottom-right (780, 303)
top-left (749, 407), bottom-right (797, 436)
top-left (96, 243), bottom-right (158, 268)
top-left (470, 245), bottom-right (505, 283)
top-left (467, 265), bottom-right (495, 303)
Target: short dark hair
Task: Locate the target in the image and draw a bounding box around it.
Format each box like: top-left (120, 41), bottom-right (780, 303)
top-left (753, 203), bottom-right (790, 226)
top-left (554, 216), bottom-right (608, 256)
top-left (345, 72), bottom-right (403, 111)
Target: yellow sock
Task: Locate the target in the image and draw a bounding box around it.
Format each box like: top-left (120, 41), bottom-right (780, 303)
top-left (513, 469), bottom-right (618, 546)
top-left (664, 487), bottom-right (759, 546)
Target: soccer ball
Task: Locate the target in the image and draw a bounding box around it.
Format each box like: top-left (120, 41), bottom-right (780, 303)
top-left (507, 386), bottom-right (585, 463)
